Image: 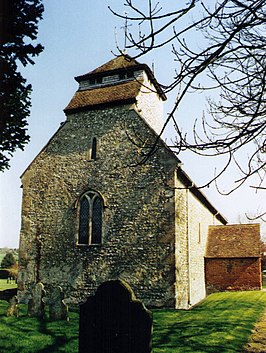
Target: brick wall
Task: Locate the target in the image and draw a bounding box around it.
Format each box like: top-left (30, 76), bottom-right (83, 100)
top-left (205, 257), bottom-right (261, 293)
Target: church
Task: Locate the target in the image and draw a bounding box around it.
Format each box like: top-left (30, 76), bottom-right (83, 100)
top-left (17, 55), bottom-right (261, 310)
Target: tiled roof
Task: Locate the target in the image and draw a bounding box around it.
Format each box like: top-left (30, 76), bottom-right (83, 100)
top-left (206, 224), bottom-right (261, 258)
top-left (76, 55), bottom-right (141, 80)
top-left (64, 80), bottom-right (141, 113)
top-left (74, 55), bottom-right (166, 101)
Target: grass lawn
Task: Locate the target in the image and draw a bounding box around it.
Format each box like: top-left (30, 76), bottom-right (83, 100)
top-left (153, 291), bottom-right (266, 353)
top-left (0, 301), bottom-right (79, 353)
top-left (0, 291), bottom-right (266, 353)
top-left (0, 279), bottom-right (17, 291)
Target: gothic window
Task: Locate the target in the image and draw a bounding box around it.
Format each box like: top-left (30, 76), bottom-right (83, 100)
top-left (78, 191), bottom-right (103, 245)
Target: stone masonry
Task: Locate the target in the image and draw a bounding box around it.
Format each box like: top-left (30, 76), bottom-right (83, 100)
top-left (18, 55), bottom-right (227, 309)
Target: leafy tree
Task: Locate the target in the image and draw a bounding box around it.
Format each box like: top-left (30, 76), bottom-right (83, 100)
top-left (8, 263), bottom-right (19, 280)
top-left (0, 0), bottom-right (44, 171)
top-left (110, 1), bottom-right (266, 209)
top-left (1, 252), bottom-right (16, 269)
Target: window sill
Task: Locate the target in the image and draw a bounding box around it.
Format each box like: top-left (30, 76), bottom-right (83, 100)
top-left (77, 243), bottom-right (102, 247)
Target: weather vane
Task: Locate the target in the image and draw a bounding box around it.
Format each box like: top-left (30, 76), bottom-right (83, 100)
top-left (121, 11), bottom-right (132, 53)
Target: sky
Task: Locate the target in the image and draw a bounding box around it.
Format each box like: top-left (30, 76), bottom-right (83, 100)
top-left (0, 0), bottom-right (265, 248)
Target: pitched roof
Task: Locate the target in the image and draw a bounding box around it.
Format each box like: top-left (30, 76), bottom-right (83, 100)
top-left (64, 80), bottom-right (141, 113)
top-left (64, 55), bottom-right (166, 114)
top-left (76, 55), bottom-right (142, 79)
top-left (206, 224), bottom-right (261, 258)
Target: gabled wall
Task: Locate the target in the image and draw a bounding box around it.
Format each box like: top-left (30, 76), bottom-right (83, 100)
top-left (18, 106), bottom-right (178, 308)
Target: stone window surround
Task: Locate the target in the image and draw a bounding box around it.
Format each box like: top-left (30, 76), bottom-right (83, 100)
top-left (77, 190), bottom-right (105, 247)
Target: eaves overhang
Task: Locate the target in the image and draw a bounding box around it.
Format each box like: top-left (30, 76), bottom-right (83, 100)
top-left (176, 167), bottom-right (228, 225)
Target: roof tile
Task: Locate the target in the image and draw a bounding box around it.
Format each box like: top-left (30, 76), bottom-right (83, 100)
top-left (206, 224), bottom-right (261, 258)
top-left (78, 55), bottom-right (140, 78)
top-left (64, 80), bottom-right (142, 112)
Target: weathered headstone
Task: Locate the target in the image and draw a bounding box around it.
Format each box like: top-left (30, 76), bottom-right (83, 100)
top-left (6, 295), bottom-right (19, 317)
top-left (49, 286), bottom-right (68, 321)
top-left (28, 282), bottom-right (45, 318)
top-left (79, 280), bottom-right (153, 353)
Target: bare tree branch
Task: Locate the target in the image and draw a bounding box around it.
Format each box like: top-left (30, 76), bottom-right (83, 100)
top-left (110, 0), bottom-right (266, 217)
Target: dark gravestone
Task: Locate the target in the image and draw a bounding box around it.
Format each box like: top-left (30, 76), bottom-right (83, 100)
top-left (79, 280), bottom-right (152, 353)
top-left (48, 286), bottom-right (68, 321)
top-left (6, 295), bottom-right (19, 317)
top-left (28, 282), bottom-right (45, 318)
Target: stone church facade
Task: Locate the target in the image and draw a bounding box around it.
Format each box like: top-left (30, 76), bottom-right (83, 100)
top-left (18, 55), bottom-right (227, 309)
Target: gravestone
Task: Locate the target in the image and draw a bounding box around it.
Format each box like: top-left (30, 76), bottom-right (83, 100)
top-left (79, 280), bottom-right (153, 353)
top-left (6, 295), bottom-right (19, 317)
top-left (28, 282), bottom-right (45, 318)
top-left (48, 286), bottom-right (68, 321)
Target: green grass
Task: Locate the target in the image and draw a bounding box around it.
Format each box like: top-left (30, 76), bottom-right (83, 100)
top-left (0, 279), bottom-right (17, 291)
top-left (0, 291), bottom-right (266, 353)
top-left (0, 302), bottom-right (79, 353)
top-left (153, 291), bottom-right (266, 353)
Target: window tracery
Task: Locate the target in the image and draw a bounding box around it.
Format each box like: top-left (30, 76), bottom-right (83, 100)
top-left (78, 191), bottom-right (103, 245)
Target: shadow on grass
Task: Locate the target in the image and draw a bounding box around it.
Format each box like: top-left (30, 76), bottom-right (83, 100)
top-left (1, 292), bottom-right (266, 353)
top-left (0, 301), bottom-right (79, 353)
top-left (153, 316), bottom-right (249, 353)
top-left (152, 291), bottom-right (266, 353)
top-left (37, 316), bottom-right (79, 353)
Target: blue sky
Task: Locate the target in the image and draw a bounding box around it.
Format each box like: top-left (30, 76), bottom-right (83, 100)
top-left (0, 0), bottom-right (264, 247)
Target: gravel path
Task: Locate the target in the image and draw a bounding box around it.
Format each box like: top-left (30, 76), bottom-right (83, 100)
top-left (242, 309), bottom-right (266, 353)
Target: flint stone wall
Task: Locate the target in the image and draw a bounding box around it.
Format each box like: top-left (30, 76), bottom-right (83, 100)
top-left (18, 105), bottom-right (178, 308)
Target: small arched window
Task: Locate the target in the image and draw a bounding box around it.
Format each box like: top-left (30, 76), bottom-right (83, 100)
top-left (78, 191), bottom-right (103, 245)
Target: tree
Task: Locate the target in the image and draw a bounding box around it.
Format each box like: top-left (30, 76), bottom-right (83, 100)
top-left (1, 252), bottom-right (16, 269)
top-left (0, 0), bottom-right (44, 171)
top-left (110, 1), bottom-right (266, 213)
top-left (7, 263), bottom-right (19, 280)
